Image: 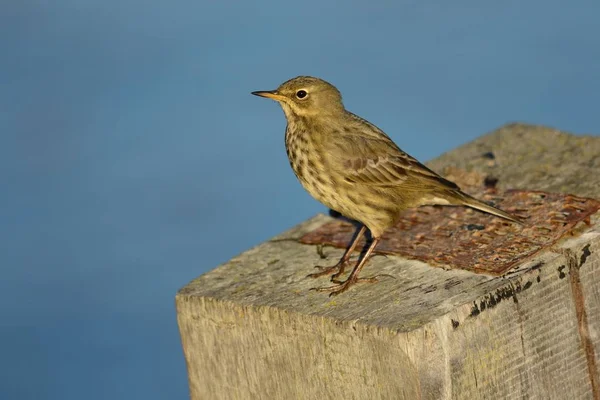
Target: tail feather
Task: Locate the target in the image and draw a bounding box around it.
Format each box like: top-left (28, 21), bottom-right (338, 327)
top-left (453, 192), bottom-right (523, 225)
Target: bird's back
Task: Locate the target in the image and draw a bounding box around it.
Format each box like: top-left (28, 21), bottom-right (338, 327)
top-left (324, 111), bottom-right (459, 193)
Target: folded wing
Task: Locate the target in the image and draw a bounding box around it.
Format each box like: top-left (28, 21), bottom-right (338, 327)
top-left (327, 118), bottom-right (459, 191)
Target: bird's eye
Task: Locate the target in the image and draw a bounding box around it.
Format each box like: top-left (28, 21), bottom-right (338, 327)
top-left (296, 90), bottom-right (308, 99)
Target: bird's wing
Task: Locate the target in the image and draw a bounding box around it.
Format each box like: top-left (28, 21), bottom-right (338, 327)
top-left (327, 118), bottom-right (459, 191)
top-left (343, 151), bottom-right (459, 190)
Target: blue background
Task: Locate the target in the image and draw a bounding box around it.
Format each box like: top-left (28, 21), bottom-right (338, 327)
top-left (2, 1), bottom-right (599, 398)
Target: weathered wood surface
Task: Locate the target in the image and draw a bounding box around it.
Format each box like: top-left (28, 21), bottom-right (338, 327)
top-left (177, 123), bottom-right (600, 400)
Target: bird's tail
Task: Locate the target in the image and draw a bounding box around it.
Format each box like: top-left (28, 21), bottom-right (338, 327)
top-left (452, 191), bottom-right (523, 225)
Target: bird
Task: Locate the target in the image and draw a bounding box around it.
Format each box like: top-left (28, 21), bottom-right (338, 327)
top-left (252, 76), bottom-right (522, 296)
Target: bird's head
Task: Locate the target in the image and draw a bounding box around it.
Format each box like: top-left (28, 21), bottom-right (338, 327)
top-left (252, 76), bottom-right (344, 119)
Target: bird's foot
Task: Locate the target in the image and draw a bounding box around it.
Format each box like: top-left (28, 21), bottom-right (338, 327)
top-left (310, 275), bottom-right (380, 297)
top-left (331, 273), bottom-right (394, 285)
top-left (306, 259), bottom-right (349, 279)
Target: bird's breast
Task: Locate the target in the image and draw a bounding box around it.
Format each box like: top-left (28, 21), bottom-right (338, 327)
top-left (285, 125), bottom-right (343, 210)
top-left (284, 122), bottom-right (400, 235)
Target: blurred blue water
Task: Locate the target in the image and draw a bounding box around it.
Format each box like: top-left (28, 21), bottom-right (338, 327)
top-left (1, 1), bottom-right (599, 398)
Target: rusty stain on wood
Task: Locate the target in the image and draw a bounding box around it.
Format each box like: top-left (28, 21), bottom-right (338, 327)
top-left (561, 247), bottom-right (600, 400)
top-left (299, 190), bottom-right (600, 275)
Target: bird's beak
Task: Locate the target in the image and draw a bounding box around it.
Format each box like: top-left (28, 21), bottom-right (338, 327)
top-left (251, 90), bottom-right (286, 101)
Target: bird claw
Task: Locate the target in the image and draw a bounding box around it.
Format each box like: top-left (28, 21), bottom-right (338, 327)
top-left (306, 260), bottom-right (348, 279)
top-left (330, 273), bottom-right (394, 284)
top-left (311, 276), bottom-right (380, 296)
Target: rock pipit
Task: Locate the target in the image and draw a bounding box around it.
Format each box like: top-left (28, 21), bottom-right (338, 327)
top-left (252, 76), bottom-right (521, 296)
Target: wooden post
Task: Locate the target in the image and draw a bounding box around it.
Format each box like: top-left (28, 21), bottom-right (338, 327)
top-left (176, 123), bottom-right (600, 400)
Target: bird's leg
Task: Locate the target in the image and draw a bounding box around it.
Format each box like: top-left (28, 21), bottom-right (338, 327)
top-left (306, 225), bottom-right (367, 279)
top-left (312, 237), bottom-right (381, 296)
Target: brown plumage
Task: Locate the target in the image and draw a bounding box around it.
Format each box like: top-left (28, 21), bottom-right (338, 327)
top-left (252, 76), bottom-right (521, 295)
